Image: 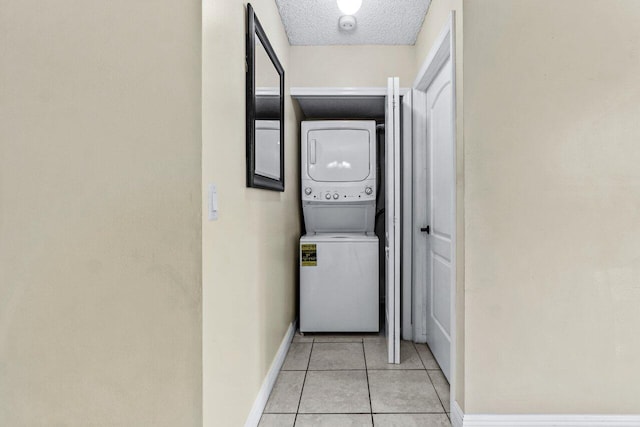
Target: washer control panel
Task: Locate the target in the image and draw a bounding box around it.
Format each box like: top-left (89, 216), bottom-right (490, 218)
top-left (302, 184), bottom-right (375, 202)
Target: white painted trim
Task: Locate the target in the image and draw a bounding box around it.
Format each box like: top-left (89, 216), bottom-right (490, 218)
top-left (411, 9), bottom-right (458, 412)
top-left (385, 77), bottom-right (402, 364)
top-left (392, 77), bottom-right (402, 364)
top-left (243, 321), bottom-right (296, 427)
top-left (290, 86), bottom-right (409, 97)
top-left (448, 10), bottom-right (459, 418)
top-left (456, 405), bottom-right (640, 427)
top-left (462, 414), bottom-right (640, 426)
top-left (451, 400), bottom-right (464, 427)
top-left (413, 18), bottom-right (452, 90)
top-left (409, 89), bottom-right (428, 344)
top-left (401, 89), bottom-right (414, 341)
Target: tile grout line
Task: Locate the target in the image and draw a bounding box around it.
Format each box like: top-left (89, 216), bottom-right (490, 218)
top-left (293, 412), bottom-right (376, 415)
top-left (271, 411), bottom-right (450, 414)
top-left (415, 341), bottom-right (450, 414)
top-left (426, 369), bottom-right (447, 414)
top-left (371, 412), bottom-right (452, 414)
top-left (293, 336), bottom-right (313, 425)
top-left (362, 339), bottom-right (374, 426)
top-left (288, 368), bottom-right (430, 372)
top-left (413, 341), bottom-right (427, 370)
top-left (367, 368), bottom-right (427, 371)
top-left (414, 342), bottom-right (449, 417)
top-left (412, 342), bottom-right (451, 421)
top-left (415, 340), bottom-right (447, 413)
top-left (291, 368), bottom-right (370, 371)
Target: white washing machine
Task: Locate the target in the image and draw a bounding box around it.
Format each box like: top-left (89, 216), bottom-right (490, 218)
top-left (300, 234), bottom-right (379, 332)
top-left (299, 120), bottom-right (379, 333)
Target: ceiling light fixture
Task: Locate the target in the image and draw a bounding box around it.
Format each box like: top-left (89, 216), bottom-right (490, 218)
top-left (337, 0), bottom-right (362, 15)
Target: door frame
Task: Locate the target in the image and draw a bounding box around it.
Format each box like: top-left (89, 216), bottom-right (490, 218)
top-left (410, 12), bottom-right (458, 413)
top-left (401, 90), bottom-right (414, 341)
top-left (386, 77), bottom-right (401, 364)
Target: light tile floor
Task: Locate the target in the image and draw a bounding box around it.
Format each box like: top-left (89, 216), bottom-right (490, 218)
top-left (259, 332), bottom-right (451, 427)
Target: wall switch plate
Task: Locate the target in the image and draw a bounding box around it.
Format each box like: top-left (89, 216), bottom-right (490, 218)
top-left (208, 184), bottom-right (218, 221)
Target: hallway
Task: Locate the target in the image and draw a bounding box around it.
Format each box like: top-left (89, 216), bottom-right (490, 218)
top-left (259, 332), bottom-right (451, 426)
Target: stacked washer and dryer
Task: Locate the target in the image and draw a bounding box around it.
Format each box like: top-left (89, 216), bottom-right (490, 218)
top-left (299, 121), bottom-right (379, 333)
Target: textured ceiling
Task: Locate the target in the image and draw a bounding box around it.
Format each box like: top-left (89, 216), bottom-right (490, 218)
top-left (275, 0), bottom-right (431, 46)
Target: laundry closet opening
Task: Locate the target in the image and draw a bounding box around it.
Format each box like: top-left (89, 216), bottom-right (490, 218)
top-left (291, 85), bottom-right (407, 364)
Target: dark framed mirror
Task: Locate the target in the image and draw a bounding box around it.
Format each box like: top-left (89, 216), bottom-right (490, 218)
top-left (246, 4), bottom-right (285, 191)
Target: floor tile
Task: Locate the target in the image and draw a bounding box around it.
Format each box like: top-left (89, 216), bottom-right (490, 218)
top-left (364, 340), bottom-right (423, 370)
top-left (368, 370), bottom-right (442, 413)
top-left (293, 331), bottom-right (314, 343)
top-left (282, 343), bottom-right (312, 370)
top-left (308, 342), bottom-right (365, 370)
top-left (312, 334), bottom-right (365, 343)
top-left (259, 413), bottom-right (296, 427)
top-left (298, 370), bottom-right (370, 413)
top-left (373, 413), bottom-right (450, 426)
top-left (415, 343), bottom-right (440, 369)
top-left (264, 371), bottom-right (305, 414)
top-left (428, 369), bottom-right (450, 410)
top-left (295, 414), bottom-right (372, 426)
top-left (362, 333), bottom-right (386, 343)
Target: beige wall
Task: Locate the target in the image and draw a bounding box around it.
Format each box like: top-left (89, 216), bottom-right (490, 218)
top-left (202, 1), bottom-right (300, 425)
top-left (5, 0), bottom-right (638, 423)
top-left (413, 0), bottom-right (465, 410)
top-left (463, 0), bottom-right (640, 414)
top-left (0, 0), bottom-right (202, 426)
top-left (290, 45), bottom-right (416, 87)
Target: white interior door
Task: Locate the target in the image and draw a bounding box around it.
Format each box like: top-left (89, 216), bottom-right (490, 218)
top-left (385, 77), bottom-right (401, 364)
top-left (424, 58), bottom-right (454, 380)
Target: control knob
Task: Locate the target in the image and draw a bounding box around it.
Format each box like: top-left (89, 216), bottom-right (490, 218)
top-left (365, 187), bottom-right (373, 195)
top-left (325, 193), bottom-right (331, 200)
top-left (304, 187), bottom-right (312, 195)
top-left (333, 193), bottom-right (339, 200)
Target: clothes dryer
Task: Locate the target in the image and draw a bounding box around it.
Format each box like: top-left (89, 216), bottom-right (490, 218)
top-left (301, 120), bottom-right (377, 234)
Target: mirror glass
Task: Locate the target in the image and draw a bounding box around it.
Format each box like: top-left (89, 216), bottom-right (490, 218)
top-left (246, 4), bottom-right (285, 191)
top-left (254, 36), bottom-right (281, 181)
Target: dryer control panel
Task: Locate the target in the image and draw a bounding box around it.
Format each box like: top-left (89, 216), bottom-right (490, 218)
top-left (301, 184), bottom-right (375, 202)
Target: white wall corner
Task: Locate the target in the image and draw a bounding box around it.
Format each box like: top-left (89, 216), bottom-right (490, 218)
top-left (243, 321), bottom-right (297, 427)
top-left (462, 413), bottom-right (640, 427)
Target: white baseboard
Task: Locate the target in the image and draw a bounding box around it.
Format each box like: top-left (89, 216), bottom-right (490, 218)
top-left (453, 404), bottom-right (640, 427)
top-left (451, 400), bottom-right (464, 427)
top-left (462, 413), bottom-right (640, 426)
top-left (244, 320), bottom-right (297, 427)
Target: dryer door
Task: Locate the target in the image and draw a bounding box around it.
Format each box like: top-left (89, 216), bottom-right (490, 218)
top-left (307, 128), bottom-right (371, 182)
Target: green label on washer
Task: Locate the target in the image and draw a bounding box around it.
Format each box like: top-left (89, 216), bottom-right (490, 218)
top-left (301, 244), bottom-right (317, 266)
